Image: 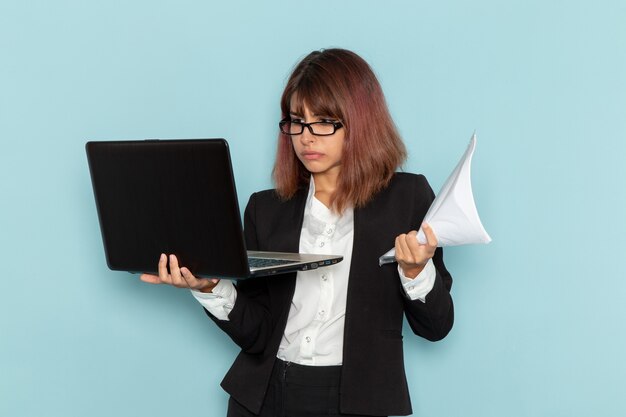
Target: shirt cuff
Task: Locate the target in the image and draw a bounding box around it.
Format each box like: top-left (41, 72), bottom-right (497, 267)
top-left (398, 259), bottom-right (436, 302)
top-left (190, 280), bottom-right (237, 321)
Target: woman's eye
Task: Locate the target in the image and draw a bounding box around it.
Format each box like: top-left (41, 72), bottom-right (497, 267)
top-left (291, 119), bottom-right (304, 124)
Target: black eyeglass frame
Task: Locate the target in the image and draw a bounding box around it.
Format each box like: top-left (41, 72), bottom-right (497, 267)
top-left (279, 118), bottom-right (344, 136)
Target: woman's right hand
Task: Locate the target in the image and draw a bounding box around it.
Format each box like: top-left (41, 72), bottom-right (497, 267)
top-left (140, 253), bottom-right (220, 293)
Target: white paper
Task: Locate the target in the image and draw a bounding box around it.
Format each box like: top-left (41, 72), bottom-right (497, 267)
top-left (379, 133), bottom-right (491, 265)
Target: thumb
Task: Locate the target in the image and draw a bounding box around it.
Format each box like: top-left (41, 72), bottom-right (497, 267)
top-left (140, 274), bottom-right (162, 284)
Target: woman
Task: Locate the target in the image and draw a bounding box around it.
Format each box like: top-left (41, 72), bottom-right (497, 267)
top-left (141, 48), bottom-right (454, 417)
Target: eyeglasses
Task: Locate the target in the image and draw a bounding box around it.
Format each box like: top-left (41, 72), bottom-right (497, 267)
top-left (279, 118), bottom-right (344, 136)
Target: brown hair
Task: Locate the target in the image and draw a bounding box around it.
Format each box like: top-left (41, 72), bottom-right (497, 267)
top-left (272, 48), bottom-right (407, 212)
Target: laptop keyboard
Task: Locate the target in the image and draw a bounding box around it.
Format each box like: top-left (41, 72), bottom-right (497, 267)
top-left (248, 257), bottom-right (295, 268)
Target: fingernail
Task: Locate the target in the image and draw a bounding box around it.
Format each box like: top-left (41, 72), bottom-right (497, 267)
top-left (160, 253), bottom-right (165, 261)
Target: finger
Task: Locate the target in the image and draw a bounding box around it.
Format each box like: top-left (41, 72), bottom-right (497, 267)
top-left (181, 268), bottom-right (220, 292)
top-left (402, 233), bottom-right (420, 264)
top-left (140, 273), bottom-right (161, 284)
top-left (395, 234), bottom-right (414, 264)
top-left (422, 222), bottom-right (438, 249)
top-left (394, 234), bottom-right (405, 260)
top-left (180, 267), bottom-right (200, 288)
top-left (402, 230), bottom-right (436, 266)
top-left (169, 254), bottom-right (185, 287)
top-left (405, 230), bottom-right (422, 254)
top-left (157, 253), bottom-right (171, 284)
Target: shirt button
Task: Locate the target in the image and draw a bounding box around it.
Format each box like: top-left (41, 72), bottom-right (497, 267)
top-left (319, 242), bottom-right (325, 247)
top-left (318, 310), bottom-right (325, 317)
top-left (305, 336), bottom-right (311, 343)
top-left (321, 274), bottom-right (328, 281)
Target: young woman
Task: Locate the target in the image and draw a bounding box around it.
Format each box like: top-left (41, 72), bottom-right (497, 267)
top-left (141, 48), bottom-right (454, 417)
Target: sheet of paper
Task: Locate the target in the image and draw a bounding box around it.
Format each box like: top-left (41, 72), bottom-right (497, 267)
top-left (379, 133), bottom-right (491, 265)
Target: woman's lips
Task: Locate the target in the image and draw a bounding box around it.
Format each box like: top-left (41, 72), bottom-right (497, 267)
top-left (301, 151), bottom-right (324, 160)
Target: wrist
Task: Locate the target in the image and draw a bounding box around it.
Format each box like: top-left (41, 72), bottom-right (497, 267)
top-left (197, 280), bottom-right (219, 293)
top-left (402, 263), bottom-right (426, 279)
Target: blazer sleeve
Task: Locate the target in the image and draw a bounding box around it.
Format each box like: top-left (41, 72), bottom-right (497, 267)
top-left (203, 192), bottom-right (274, 354)
top-left (402, 176), bottom-right (454, 341)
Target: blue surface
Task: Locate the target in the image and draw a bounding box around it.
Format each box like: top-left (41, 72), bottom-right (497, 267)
top-left (1, 1), bottom-right (625, 416)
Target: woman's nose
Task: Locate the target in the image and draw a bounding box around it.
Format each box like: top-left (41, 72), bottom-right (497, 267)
top-left (300, 127), bottom-right (316, 144)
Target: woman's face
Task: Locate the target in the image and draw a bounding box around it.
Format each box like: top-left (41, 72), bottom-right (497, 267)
top-left (289, 98), bottom-right (345, 180)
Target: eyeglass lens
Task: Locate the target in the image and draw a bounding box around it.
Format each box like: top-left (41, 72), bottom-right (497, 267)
top-left (281, 121), bottom-right (338, 136)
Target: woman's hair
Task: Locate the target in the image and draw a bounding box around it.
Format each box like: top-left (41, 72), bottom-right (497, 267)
top-left (272, 48), bottom-right (407, 212)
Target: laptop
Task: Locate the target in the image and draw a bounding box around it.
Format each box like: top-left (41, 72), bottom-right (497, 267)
top-left (85, 138), bottom-right (343, 279)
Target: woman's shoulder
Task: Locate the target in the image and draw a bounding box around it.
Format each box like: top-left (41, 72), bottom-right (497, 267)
top-left (247, 187), bottom-right (308, 210)
top-left (246, 188), bottom-right (279, 209)
top-left (250, 188), bottom-right (280, 200)
top-left (364, 172), bottom-right (433, 211)
top-left (369, 172), bottom-right (434, 209)
top-left (388, 172), bottom-right (431, 191)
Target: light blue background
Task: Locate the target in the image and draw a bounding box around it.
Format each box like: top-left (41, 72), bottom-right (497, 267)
top-left (1, 1), bottom-right (625, 416)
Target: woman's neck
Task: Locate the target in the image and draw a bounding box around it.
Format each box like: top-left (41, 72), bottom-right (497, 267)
top-left (312, 171), bottom-right (339, 209)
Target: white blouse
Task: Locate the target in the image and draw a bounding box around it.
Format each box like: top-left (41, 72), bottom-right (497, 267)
top-left (192, 178), bottom-right (436, 366)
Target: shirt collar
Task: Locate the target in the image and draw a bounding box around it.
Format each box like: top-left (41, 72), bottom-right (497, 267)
top-left (303, 176), bottom-right (354, 235)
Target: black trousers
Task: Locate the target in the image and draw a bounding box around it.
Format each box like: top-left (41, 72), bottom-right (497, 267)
top-left (227, 359), bottom-right (387, 417)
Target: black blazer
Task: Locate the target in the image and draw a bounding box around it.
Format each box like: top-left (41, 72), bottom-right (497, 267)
top-left (206, 173), bottom-right (454, 416)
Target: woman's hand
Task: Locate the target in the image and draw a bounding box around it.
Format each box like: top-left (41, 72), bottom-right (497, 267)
top-left (140, 254), bottom-right (220, 293)
top-left (395, 222), bottom-right (438, 279)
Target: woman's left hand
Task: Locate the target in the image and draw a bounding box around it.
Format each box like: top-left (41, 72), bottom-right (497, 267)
top-left (395, 222), bottom-right (438, 279)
